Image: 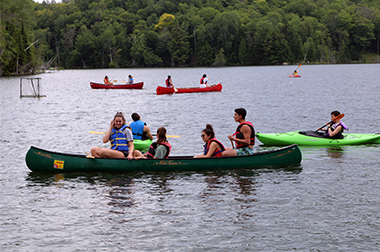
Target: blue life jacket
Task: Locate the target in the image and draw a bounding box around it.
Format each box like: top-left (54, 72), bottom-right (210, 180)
top-left (130, 120), bottom-right (145, 140)
top-left (110, 125), bottom-right (130, 151)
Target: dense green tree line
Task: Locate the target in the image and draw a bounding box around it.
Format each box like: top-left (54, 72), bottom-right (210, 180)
top-left (1, 0), bottom-right (380, 75)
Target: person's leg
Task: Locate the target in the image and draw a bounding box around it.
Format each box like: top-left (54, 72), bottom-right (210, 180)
top-left (221, 147), bottom-right (237, 157)
top-left (92, 147), bottom-right (125, 158)
top-left (133, 150), bottom-right (145, 159)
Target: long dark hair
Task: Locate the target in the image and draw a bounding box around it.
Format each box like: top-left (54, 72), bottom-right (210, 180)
top-left (156, 127), bottom-right (167, 144)
top-left (202, 124), bottom-right (215, 139)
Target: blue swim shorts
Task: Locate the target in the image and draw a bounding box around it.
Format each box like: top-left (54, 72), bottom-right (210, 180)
top-left (236, 147), bottom-right (254, 156)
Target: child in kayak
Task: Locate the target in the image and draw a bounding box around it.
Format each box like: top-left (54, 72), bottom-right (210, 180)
top-left (318, 110), bottom-right (348, 139)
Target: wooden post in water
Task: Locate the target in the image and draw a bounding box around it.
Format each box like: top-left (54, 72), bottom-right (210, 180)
top-left (20, 78), bottom-right (46, 98)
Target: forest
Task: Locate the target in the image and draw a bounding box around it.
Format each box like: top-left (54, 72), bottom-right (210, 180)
top-left (1, 0), bottom-right (380, 76)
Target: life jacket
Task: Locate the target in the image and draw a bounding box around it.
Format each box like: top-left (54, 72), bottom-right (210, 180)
top-left (165, 79), bottom-right (172, 87)
top-left (104, 78), bottom-right (110, 84)
top-left (233, 121), bottom-right (255, 148)
top-left (327, 121), bottom-right (348, 139)
top-left (130, 120), bottom-right (146, 140)
top-left (110, 125), bottom-right (130, 151)
top-left (147, 142), bottom-right (171, 159)
top-left (203, 138), bottom-right (225, 157)
top-left (200, 77), bottom-right (205, 84)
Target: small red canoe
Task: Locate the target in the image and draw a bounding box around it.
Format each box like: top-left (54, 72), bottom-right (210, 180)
top-left (90, 82), bottom-right (144, 89)
top-left (156, 83), bottom-right (222, 95)
top-left (289, 75), bottom-right (301, 78)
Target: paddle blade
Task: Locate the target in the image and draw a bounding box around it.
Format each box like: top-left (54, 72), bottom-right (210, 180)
top-left (90, 131), bottom-right (180, 137)
top-left (166, 135), bottom-right (180, 138)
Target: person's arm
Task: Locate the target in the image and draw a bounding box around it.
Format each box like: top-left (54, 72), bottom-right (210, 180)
top-left (194, 142), bottom-right (218, 158)
top-left (327, 125), bottom-right (342, 137)
top-left (127, 141), bottom-right (134, 160)
top-left (144, 126), bottom-right (153, 140)
top-left (228, 125), bottom-right (252, 146)
top-left (103, 120), bottom-right (113, 143)
top-left (124, 128), bottom-right (134, 159)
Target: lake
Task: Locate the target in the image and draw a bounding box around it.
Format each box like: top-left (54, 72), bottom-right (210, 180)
top-left (1, 64), bottom-right (380, 251)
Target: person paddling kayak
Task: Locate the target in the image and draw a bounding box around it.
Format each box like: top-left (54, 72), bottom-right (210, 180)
top-left (318, 110), bottom-right (348, 139)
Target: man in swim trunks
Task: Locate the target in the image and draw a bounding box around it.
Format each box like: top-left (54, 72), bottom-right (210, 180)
top-left (222, 108), bottom-right (255, 157)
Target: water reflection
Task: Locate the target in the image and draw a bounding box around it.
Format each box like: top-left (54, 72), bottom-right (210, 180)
top-left (326, 147), bottom-right (344, 159)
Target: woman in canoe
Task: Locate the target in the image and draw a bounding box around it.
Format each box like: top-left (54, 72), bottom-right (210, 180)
top-left (200, 74), bottom-right (209, 88)
top-left (318, 110), bottom-right (348, 139)
top-left (165, 75), bottom-right (173, 88)
top-left (194, 124), bottom-right (225, 158)
top-left (146, 127), bottom-right (171, 159)
top-left (104, 76), bottom-right (112, 85)
top-left (90, 112), bottom-right (144, 159)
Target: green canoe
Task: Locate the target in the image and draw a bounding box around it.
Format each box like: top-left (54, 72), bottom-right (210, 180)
top-left (25, 144), bottom-right (302, 173)
top-left (256, 131), bottom-right (380, 146)
top-left (133, 139), bottom-right (152, 152)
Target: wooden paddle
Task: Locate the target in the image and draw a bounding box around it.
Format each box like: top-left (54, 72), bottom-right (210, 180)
top-left (90, 131), bottom-right (181, 138)
top-left (316, 113), bottom-right (345, 132)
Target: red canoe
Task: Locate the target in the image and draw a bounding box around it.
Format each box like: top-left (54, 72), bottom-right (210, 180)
top-left (289, 75), bottom-right (301, 78)
top-left (156, 83), bottom-right (222, 95)
top-left (90, 82), bottom-right (144, 89)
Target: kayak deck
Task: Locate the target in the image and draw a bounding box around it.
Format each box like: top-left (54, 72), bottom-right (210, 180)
top-left (256, 131), bottom-right (380, 146)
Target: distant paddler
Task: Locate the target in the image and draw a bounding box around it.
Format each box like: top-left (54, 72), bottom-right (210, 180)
top-left (104, 75), bottom-right (112, 85)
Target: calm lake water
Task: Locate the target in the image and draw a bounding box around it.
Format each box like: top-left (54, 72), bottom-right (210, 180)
top-left (1, 64), bottom-right (380, 251)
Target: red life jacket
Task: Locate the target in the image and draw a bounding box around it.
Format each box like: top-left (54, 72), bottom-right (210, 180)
top-left (233, 121), bottom-right (255, 148)
top-left (165, 79), bottom-right (172, 87)
top-left (200, 77), bottom-right (205, 84)
top-left (147, 141), bottom-right (171, 159)
top-left (203, 138), bottom-right (225, 157)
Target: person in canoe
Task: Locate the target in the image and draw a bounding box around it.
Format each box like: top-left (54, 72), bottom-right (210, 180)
top-left (194, 124), bottom-right (225, 158)
top-left (104, 76), bottom-right (112, 85)
top-left (129, 113), bottom-right (153, 141)
top-left (90, 112), bottom-right (144, 159)
top-left (222, 108), bottom-right (255, 157)
top-left (146, 127), bottom-right (171, 159)
top-left (318, 110), bottom-right (348, 139)
top-left (200, 74), bottom-right (209, 88)
top-left (165, 75), bottom-right (173, 88)
top-left (128, 75), bottom-right (133, 84)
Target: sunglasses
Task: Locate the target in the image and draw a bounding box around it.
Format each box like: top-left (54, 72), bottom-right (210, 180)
top-left (201, 134), bottom-right (206, 138)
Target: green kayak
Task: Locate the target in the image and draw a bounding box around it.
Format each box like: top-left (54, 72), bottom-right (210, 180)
top-left (25, 144), bottom-right (302, 173)
top-left (133, 139), bottom-right (152, 152)
top-left (256, 131), bottom-right (380, 146)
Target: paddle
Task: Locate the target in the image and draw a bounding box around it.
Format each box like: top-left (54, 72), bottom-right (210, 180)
top-left (89, 131), bottom-right (181, 138)
top-left (316, 113), bottom-right (345, 132)
top-left (291, 64), bottom-right (302, 75)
